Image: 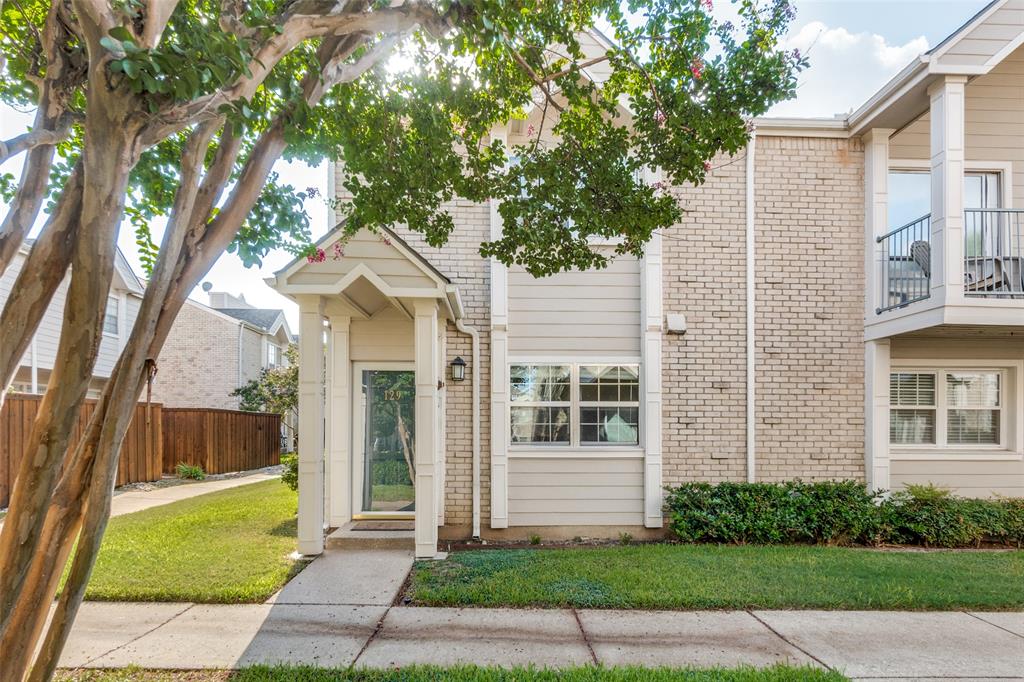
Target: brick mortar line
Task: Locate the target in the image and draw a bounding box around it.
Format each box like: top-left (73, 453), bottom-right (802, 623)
top-left (962, 611), bottom-right (1024, 641)
top-left (82, 603), bottom-right (195, 667)
top-left (745, 610), bottom-right (833, 671)
top-left (571, 607), bottom-right (598, 666)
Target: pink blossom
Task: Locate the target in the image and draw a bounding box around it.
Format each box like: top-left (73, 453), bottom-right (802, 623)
top-left (653, 110), bottom-right (667, 126)
top-left (332, 241), bottom-right (345, 260)
top-left (526, 123), bottom-right (536, 136)
top-left (691, 58), bottom-right (704, 80)
top-left (306, 248), bottom-right (326, 264)
top-left (701, 0), bottom-right (713, 10)
top-left (703, 161), bottom-right (712, 172)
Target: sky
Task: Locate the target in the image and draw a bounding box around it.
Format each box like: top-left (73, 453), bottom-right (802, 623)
top-left (0, 0), bottom-right (994, 329)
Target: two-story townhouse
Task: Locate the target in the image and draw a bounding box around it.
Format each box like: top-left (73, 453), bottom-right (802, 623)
top-left (149, 290), bottom-right (294, 410)
top-left (0, 242), bottom-right (145, 397)
top-left (267, 1), bottom-right (1024, 558)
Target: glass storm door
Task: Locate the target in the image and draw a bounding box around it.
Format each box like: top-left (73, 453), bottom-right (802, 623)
top-left (361, 369), bottom-right (416, 513)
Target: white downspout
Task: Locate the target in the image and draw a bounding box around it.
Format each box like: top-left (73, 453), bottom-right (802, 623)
top-left (745, 131), bottom-right (757, 483)
top-left (454, 319), bottom-right (481, 539)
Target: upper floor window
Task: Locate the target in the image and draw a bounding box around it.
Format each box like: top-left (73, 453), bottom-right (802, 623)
top-left (103, 296), bottom-right (119, 336)
top-left (510, 363), bottom-right (640, 447)
top-left (267, 344), bottom-right (280, 368)
top-left (890, 369), bottom-right (1002, 447)
top-left (888, 170), bottom-right (1002, 228)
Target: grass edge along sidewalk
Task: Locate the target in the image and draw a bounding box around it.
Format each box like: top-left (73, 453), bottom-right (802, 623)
top-left (56, 664), bottom-right (847, 682)
top-left (409, 544), bottom-right (1024, 610)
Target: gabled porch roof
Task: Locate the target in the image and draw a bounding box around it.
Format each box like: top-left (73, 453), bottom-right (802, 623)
top-left (266, 223), bottom-right (463, 322)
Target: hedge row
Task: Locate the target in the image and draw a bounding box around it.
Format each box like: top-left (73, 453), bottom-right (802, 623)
top-left (665, 481), bottom-right (1024, 548)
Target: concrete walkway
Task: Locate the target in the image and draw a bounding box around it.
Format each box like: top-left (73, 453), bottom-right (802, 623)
top-left (57, 548), bottom-right (1024, 680)
top-left (108, 472), bottom-right (279, 517)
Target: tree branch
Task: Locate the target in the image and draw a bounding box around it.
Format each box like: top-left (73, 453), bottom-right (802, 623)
top-left (0, 113), bottom-right (78, 164)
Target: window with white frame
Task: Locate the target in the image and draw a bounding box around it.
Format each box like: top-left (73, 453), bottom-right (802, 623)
top-left (103, 295), bottom-right (119, 336)
top-left (890, 369), bottom-right (1002, 447)
top-left (267, 343), bottom-right (280, 368)
top-left (510, 363), bottom-right (640, 447)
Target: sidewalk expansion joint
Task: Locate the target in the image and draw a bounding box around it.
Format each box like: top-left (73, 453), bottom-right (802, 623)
top-left (349, 604), bottom-right (391, 669)
top-left (571, 608), bottom-right (598, 666)
top-left (962, 611), bottom-right (1024, 641)
top-left (746, 610), bottom-right (833, 671)
top-left (82, 603), bottom-right (195, 667)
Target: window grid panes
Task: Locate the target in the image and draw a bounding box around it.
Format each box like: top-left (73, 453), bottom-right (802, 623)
top-left (579, 365), bottom-right (640, 445)
top-left (889, 369), bottom-right (1003, 448)
top-left (510, 365), bottom-right (571, 444)
top-left (510, 363), bottom-right (640, 447)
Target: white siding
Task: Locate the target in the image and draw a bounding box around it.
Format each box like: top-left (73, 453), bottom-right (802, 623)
top-left (508, 254), bottom-right (641, 356)
top-left (349, 307), bottom-right (414, 362)
top-left (890, 44), bottom-right (1024, 209)
top-left (507, 456), bottom-right (645, 526)
top-left (935, 2), bottom-right (1024, 68)
top-left (889, 335), bottom-right (1024, 498)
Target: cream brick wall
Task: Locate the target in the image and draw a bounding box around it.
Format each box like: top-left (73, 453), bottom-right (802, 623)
top-left (150, 302), bottom-right (265, 410)
top-left (661, 135), bottom-right (866, 486)
top-left (332, 134), bottom-right (867, 532)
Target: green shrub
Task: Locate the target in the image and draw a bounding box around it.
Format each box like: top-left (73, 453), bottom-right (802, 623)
top-left (175, 462), bottom-right (206, 481)
top-left (373, 459), bottom-right (411, 485)
top-left (280, 453), bottom-right (298, 491)
top-left (665, 480), bottom-right (1023, 548)
top-left (665, 480), bottom-right (878, 545)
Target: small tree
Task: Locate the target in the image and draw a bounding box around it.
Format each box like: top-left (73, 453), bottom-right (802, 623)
top-left (232, 343), bottom-right (298, 449)
top-left (0, 1), bottom-right (804, 678)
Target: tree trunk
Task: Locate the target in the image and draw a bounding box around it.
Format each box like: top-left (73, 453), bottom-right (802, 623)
top-left (0, 94), bottom-right (137, 667)
top-left (0, 164), bottom-right (84, 407)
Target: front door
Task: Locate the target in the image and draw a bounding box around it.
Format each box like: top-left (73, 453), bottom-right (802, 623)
top-left (359, 369), bottom-right (416, 514)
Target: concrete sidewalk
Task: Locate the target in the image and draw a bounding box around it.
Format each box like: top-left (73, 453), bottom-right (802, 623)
top-left (57, 549), bottom-right (1024, 680)
top-left (108, 472), bottom-right (279, 517)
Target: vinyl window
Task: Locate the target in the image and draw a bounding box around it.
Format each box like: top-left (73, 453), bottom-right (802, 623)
top-left (103, 296), bottom-right (119, 336)
top-left (890, 369), bottom-right (1003, 447)
top-left (510, 363), bottom-right (640, 447)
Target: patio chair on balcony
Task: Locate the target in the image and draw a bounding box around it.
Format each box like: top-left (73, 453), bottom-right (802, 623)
top-left (911, 240), bottom-right (931, 278)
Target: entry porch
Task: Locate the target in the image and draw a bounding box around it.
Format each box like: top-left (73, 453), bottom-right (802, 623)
top-left (268, 226), bottom-right (465, 558)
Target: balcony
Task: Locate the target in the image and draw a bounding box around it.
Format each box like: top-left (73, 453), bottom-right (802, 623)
top-left (876, 209), bottom-right (1024, 314)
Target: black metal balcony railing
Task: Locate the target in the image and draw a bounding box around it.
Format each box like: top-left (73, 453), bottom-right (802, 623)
top-left (964, 209), bottom-right (1024, 297)
top-left (876, 214), bottom-right (931, 314)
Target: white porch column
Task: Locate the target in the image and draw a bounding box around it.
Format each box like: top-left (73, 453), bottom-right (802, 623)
top-left (489, 125), bottom-right (510, 529)
top-left (865, 338), bottom-right (891, 492)
top-left (640, 200), bottom-right (664, 528)
top-left (864, 128), bottom-right (894, 317)
top-left (413, 300), bottom-right (440, 558)
top-left (296, 296), bottom-right (326, 555)
top-left (928, 76), bottom-right (968, 306)
top-left (327, 315), bottom-right (351, 528)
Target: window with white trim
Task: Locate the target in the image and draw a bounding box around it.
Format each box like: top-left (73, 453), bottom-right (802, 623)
top-left (103, 295), bottom-right (119, 336)
top-left (267, 343), bottom-right (280, 368)
top-left (510, 363), bottom-right (640, 447)
top-left (890, 369), bottom-right (1002, 447)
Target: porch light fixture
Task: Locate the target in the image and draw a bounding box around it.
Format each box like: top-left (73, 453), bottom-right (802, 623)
top-left (450, 356), bottom-right (467, 382)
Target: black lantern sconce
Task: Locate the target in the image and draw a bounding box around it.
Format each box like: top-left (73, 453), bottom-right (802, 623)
top-left (450, 356), bottom-right (467, 382)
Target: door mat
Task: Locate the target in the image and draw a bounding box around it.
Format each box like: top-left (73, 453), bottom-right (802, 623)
top-left (352, 520), bottom-right (415, 531)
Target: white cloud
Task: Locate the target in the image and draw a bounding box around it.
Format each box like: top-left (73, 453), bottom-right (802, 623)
top-left (770, 21), bottom-right (929, 117)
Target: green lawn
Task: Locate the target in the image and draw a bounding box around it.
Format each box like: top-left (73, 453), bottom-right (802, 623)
top-left (57, 665), bottom-right (846, 682)
top-left (78, 479), bottom-right (300, 603)
top-left (373, 484), bottom-right (415, 502)
top-left (409, 545), bottom-right (1024, 610)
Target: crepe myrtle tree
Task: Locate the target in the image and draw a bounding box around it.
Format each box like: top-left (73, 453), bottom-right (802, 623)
top-left (0, 0), bottom-right (803, 678)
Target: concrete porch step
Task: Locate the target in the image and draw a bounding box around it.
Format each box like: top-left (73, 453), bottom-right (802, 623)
top-left (327, 522), bottom-right (415, 550)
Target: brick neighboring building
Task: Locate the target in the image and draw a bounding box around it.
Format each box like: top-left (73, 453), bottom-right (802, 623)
top-left (267, 8), bottom-right (1024, 558)
top-left (150, 291), bottom-right (294, 410)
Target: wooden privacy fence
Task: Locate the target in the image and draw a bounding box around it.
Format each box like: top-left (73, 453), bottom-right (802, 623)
top-left (162, 408), bottom-right (281, 475)
top-left (0, 395), bottom-right (163, 508)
